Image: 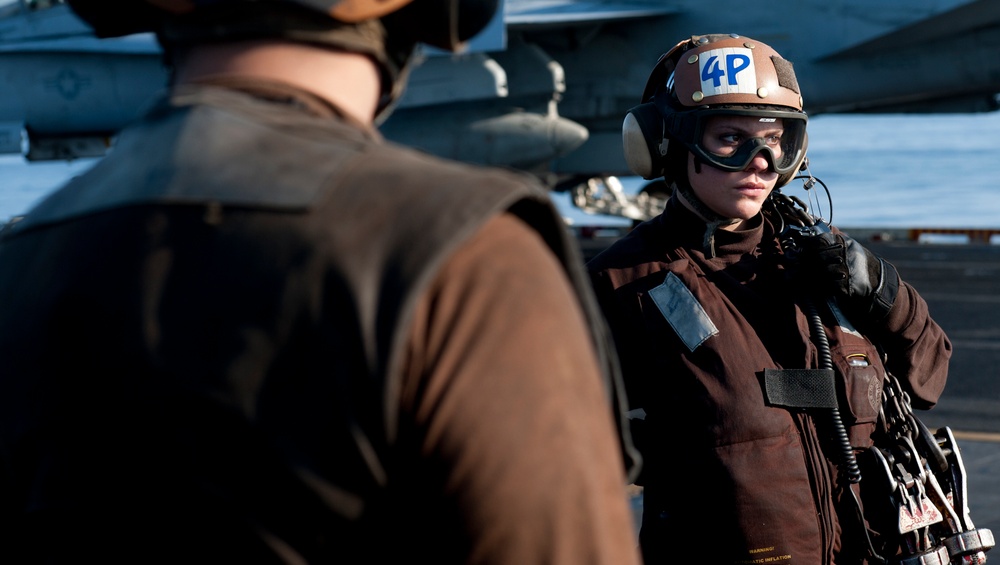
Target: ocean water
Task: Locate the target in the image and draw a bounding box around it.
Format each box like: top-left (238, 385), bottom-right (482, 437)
top-left (556, 111), bottom-right (1000, 230)
top-left (3, 111), bottom-right (1000, 228)
top-left (792, 112), bottom-right (1000, 229)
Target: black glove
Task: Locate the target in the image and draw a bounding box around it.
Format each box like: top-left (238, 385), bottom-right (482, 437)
top-left (792, 225), bottom-right (899, 321)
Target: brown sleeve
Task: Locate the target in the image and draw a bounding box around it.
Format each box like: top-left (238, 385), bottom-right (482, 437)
top-left (875, 279), bottom-right (952, 408)
top-left (400, 212), bottom-right (641, 564)
top-left (829, 227), bottom-right (952, 408)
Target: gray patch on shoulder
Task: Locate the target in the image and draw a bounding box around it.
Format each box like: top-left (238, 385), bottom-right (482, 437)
top-left (648, 272), bottom-right (718, 352)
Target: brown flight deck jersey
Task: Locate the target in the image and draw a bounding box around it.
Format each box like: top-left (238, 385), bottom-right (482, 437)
top-left (0, 84), bottom-right (640, 564)
top-left (588, 196), bottom-right (951, 564)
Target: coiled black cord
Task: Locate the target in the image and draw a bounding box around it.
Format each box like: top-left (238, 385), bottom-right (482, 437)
top-left (775, 172), bottom-right (883, 561)
top-left (804, 299), bottom-right (862, 484)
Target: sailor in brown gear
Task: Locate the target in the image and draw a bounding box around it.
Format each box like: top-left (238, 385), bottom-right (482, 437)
top-left (0, 1), bottom-right (641, 562)
top-left (590, 33), bottom-right (952, 564)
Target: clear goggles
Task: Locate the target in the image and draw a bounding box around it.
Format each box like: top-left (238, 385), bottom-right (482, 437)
top-left (667, 107), bottom-right (808, 175)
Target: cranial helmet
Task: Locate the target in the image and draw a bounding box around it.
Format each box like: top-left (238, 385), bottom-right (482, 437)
top-left (622, 33), bottom-right (808, 188)
top-left (66, 0), bottom-right (499, 117)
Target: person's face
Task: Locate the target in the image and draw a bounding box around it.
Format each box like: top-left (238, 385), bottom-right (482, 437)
top-left (685, 114), bottom-right (784, 229)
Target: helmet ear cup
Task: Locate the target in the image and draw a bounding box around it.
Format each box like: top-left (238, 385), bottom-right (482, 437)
top-left (67, 0), bottom-right (165, 37)
top-left (69, 0), bottom-right (499, 49)
top-left (623, 102), bottom-right (668, 180)
top-left (385, 0), bottom-right (499, 50)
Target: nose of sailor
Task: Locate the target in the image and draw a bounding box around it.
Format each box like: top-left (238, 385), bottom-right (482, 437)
top-left (744, 152), bottom-right (772, 174)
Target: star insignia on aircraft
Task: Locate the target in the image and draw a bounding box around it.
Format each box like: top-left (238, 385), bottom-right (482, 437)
top-left (43, 68), bottom-right (92, 100)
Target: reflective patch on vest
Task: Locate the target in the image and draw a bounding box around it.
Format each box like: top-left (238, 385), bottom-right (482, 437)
top-left (649, 272), bottom-right (718, 352)
top-left (827, 299), bottom-right (863, 338)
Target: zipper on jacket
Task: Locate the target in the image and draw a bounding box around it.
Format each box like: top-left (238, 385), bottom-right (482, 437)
top-left (797, 412), bottom-right (836, 565)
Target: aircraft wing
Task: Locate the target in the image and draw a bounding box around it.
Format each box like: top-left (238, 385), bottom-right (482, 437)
top-left (816, 0), bottom-right (1000, 60)
top-left (3, 0), bottom-right (1000, 225)
top-left (789, 0), bottom-right (1000, 114)
top-left (505, 0), bottom-right (680, 27)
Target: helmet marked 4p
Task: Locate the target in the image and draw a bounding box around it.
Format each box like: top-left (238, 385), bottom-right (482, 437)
top-left (623, 34), bottom-right (808, 188)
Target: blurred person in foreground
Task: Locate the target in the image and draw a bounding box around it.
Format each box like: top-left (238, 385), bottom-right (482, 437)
top-left (588, 34), bottom-right (951, 564)
top-left (0, 1), bottom-right (641, 562)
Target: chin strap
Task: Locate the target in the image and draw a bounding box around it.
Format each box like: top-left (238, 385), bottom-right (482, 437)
top-left (674, 180), bottom-right (739, 258)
